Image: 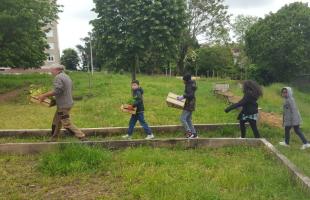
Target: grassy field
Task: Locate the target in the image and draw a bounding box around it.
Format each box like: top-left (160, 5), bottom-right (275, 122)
top-left (0, 145), bottom-right (309, 200)
top-left (0, 72), bottom-right (310, 192)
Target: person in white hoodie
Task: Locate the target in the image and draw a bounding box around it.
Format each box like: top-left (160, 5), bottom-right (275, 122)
top-left (279, 87), bottom-right (310, 150)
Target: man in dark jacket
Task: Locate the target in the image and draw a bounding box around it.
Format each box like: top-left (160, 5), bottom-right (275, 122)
top-left (177, 74), bottom-right (198, 138)
top-left (122, 80), bottom-right (154, 140)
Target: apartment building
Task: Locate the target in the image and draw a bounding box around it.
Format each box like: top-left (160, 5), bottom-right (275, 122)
top-left (43, 21), bottom-right (61, 67)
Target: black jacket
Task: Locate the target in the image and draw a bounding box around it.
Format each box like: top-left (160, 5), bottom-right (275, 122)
top-left (132, 87), bottom-right (144, 113)
top-left (183, 80), bottom-right (197, 111)
top-left (225, 94), bottom-right (258, 119)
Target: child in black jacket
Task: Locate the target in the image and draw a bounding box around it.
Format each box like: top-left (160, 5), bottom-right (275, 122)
top-left (122, 80), bottom-right (154, 140)
top-left (225, 80), bottom-right (263, 138)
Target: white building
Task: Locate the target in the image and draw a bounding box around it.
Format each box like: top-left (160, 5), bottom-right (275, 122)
top-left (43, 21), bottom-right (61, 67)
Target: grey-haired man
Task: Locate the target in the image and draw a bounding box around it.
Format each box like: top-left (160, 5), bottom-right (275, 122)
top-left (38, 64), bottom-right (86, 141)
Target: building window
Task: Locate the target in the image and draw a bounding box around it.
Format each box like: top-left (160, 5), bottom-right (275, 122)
top-left (48, 55), bottom-right (54, 62)
top-left (46, 30), bottom-right (54, 37)
top-left (48, 43), bottom-right (54, 50)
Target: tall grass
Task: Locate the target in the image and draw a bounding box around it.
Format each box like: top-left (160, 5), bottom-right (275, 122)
top-left (38, 144), bottom-right (112, 176)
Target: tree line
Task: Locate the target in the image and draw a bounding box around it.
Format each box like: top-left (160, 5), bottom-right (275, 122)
top-left (1, 0), bottom-right (309, 84)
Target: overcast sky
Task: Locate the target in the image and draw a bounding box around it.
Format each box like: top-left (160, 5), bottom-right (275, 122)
top-left (57, 0), bottom-right (310, 53)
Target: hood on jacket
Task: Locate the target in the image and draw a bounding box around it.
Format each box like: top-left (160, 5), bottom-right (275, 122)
top-left (282, 87), bottom-right (293, 99)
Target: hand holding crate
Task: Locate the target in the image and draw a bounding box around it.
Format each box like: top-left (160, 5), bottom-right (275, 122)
top-left (166, 92), bottom-right (185, 109)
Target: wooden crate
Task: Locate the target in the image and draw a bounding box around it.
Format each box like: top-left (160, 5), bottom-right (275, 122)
top-left (121, 104), bottom-right (137, 114)
top-left (30, 96), bottom-right (56, 107)
top-left (166, 92), bottom-right (185, 109)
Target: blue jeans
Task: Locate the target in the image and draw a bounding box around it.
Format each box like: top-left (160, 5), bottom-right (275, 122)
top-left (180, 110), bottom-right (196, 135)
top-left (128, 112), bottom-right (152, 136)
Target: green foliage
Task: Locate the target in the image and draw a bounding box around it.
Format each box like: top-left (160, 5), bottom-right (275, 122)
top-left (92, 0), bottom-right (187, 79)
top-left (38, 144), bottom-right (112, 176)
top-left (232, 14), bottom-right (258, 45)
top-left (61, 48), bottom-right (80, 70)
top-left (196, 45), bottom-right (234, 76)
top-left (0, 0), bottom-right (61, 68)
top-left (176, 0), bottom-right (231, 74)
top-left (245, 2), bottom-right (310, 84)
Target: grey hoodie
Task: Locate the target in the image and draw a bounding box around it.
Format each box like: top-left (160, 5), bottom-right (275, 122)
top-left (282, 87), bottom-right (302, 127)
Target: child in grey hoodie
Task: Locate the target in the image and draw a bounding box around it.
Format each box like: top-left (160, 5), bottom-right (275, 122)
top-left (279, 87), bottom-right (310, 150)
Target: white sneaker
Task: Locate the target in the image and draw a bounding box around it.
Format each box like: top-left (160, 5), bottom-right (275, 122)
top-left (300, 143), bottom-right (310, 150)
top-left (279, 141), bottom-right (289, 147)
top-left (122, 134), bottom-right (132, 140)
top-left (145, 134), bottom-right (155, 140)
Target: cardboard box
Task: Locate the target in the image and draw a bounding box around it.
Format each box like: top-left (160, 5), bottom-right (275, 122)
top-left (30, 96), bottom-right (56, 107)
top-left (121, 104), bottom-right (137, 114)
top-left (166, 92), bottom-right (185, 109)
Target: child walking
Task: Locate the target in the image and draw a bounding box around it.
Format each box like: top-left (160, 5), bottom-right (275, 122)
top-left (225, 80), bottom-right (262, 138)
top-left (177, 74), bottom-right (198, 138)
top-left (122, 80), bottom-right (154, 140)
top-left (279, 87), bottom-right (310, 150)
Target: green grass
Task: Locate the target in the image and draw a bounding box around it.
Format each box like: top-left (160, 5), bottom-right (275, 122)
top-left (0, 72), bottom-right (238, 129)
top-left (0, 145), bottom-right (309, 199)
top-left (38, 144), bottom-right (112, 176)
top-left (0, 73), bottom-right (52, 94)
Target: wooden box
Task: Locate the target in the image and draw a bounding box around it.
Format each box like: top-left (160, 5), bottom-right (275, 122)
top-left (121, 104), bottom-right (137, 114)
top-left (30, 96), bottom-right (56, 107)
top-left (166, 92), bottom-right (185, 109)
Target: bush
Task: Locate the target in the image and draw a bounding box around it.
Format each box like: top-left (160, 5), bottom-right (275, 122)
top-left (38, 144), bottom-right (112, 176)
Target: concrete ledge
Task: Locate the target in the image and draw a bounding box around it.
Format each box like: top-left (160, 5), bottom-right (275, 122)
top-left (261, 139), bottom-right (310, 192)
top-left (0, 123), bottom-right (239, 137)
top-left (0, 138), bottom-right (262, 155)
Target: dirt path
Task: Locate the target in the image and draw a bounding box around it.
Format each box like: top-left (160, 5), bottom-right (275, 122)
top-left (0, 87), bottom-right (27, 103)
top-left (215, 91), bottom-right (282, 128)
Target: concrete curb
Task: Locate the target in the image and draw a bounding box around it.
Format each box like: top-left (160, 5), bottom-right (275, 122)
top-left (0, 138), bottom-right (262, 155)
top-left (0, 123), bottom-right (239, 137)
top-left (261, 139), bottom-right (310, 192)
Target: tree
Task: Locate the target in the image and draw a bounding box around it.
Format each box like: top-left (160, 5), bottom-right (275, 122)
top-left (196, 45), bottom-right (233, 76)
top-left (92, 0), bottom-right (187, 80)
top-left (232, 15), bottom-right (258, 45)
top-left (0, 0), bottom-right (60, 68)
top-left (60, 48), bottom-right (80, 70)
top-left (176, 0), bottom-right (231, 74)
top-left (245, 2), bottom-right (310, 84)
top-left (76, 34), bottom-right (100, 71)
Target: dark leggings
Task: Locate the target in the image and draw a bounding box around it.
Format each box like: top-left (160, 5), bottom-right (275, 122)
top-left (240, 119), bottom-right (260, 138)
top-left (285, 125), bottom-right (308, 145)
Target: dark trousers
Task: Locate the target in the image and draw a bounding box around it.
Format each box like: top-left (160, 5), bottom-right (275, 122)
top-left (285, 125), bottom-right (308, 145)
top-left (128, 112), bottom-right (152, 136)
top-left (239, 119), bottom-right (260, 138)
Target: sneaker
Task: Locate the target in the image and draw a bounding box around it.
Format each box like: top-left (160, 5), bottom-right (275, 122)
top-left (189, 134), bottom-right (198, 139)
top-left (122, 134), bottom-right (132, 140)
top-left (185, 132), bottom-right (192, 138)
top-left (279, 141), bottom-right (289, 147)
top-left (300, 143), bottom-right (310, 150)
top-left (145, 134), bottom-right (155, 140)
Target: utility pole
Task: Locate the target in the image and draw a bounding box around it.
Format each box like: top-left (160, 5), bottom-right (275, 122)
top-left (90, 33), bottom-right (94, 76)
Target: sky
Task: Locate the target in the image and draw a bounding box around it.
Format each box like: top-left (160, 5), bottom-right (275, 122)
top-left (57, 0), bottom-right (310, 53)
